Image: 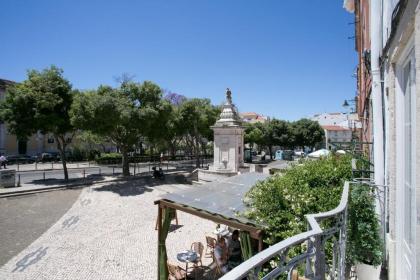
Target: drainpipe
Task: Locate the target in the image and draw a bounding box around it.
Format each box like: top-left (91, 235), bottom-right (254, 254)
top-left (371, 0), bottom-right (385, 192)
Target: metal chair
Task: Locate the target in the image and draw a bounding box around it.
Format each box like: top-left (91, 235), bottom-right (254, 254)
top-left (167, 262), bottom-right (187, 280)
top-left (205, 236), bottom-right (216, 257)
top-left (190, 242), bottom-right (204, 267)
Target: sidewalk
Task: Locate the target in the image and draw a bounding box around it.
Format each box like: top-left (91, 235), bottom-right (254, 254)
top-left (0, 170), bottom-right (191, 197)
top-left (7, 161), bottom-right (98, 172)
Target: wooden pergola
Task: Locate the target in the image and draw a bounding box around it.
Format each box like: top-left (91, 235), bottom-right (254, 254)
top-left (154, 173), bottom-right (268, 280)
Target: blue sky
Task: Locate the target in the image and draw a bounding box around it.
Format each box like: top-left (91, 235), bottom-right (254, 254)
top-left (0, 0), bottom-right (357, 120)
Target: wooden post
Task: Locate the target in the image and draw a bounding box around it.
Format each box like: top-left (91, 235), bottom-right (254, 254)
top-left (258, 236), bottom-right (263, 252)
top-left (157, 205), bottom-right (163, 280)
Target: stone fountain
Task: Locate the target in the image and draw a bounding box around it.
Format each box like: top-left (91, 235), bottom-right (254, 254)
top-left (198, 88), bottom-right (245, 182)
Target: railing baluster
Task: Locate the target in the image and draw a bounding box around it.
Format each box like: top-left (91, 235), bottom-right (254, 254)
top-left (314, 235), bottom-right (326, 280)
top-left (305, 237), bottom-right (315, 278)
top-left (219, 182), bottom-right (350, 280)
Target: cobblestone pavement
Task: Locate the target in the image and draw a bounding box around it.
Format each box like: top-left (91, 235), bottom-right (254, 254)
top-left (0, 177), bottom-right (215, 280)
top-left (0, 189), bottom-right (82, 266)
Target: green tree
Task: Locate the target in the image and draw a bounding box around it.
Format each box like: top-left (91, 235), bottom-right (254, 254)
top-left (261, 119), bottom-right (294, 159)
top-left (244, 123), bottom-right (263, 150)
top-left (0, 66), bottom-right (75, 180)
top-left (163, 106), bottom-right (185, 159)
top-left (162, 93), bottom-right (188, 158)
top-left (291, 118), bottom-right (324, 151)
top-left (179, 98), bottom-right (219, 167)
top-left (270, 119), bottom-right (293, 150)
top-left (70, 81), bottom-right (168, 176)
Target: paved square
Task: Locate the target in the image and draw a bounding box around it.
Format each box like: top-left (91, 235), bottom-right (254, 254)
top-left (0, 178), bottom-right (215, 279)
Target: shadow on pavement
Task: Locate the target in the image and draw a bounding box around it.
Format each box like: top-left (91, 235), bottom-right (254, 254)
top-left (94, 181), bottom-right (153, 196)
top-left (28, 174), bottom-right (106, 186)
top-left (93, 173), bottom-right (192, 197)
top-left (169, 224), bottom-right (183, 232)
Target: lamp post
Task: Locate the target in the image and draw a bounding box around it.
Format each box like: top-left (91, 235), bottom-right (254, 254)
top-left (342, 97), bottom-right (357, 113)
top-left (342, 97), bottom-right (358, 142)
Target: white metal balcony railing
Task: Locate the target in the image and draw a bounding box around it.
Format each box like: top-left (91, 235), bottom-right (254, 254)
top-left (220, 181), bottom-right (350, 280)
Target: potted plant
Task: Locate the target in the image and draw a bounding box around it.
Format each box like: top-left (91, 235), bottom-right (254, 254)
top-left (347, 183), bottom-right (383, 280)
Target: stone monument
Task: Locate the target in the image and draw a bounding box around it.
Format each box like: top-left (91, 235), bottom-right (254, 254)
top-left (198, 88), bottom-right (245, 182)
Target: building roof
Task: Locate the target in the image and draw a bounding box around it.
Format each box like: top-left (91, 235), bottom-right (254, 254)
top-left (322, 125), bottom-right (350, 131)
top-left (0, 79), bottom-right (15, 89)
top-left (240, 112), bottom-right (266, 118)
top-left (241, 112), bottom-right (258, 116)
top-left (155, 173), bottom-right (269, 230)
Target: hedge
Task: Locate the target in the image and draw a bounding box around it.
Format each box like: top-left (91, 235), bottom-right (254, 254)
top-left (244, 155), bottom-right (352, 246)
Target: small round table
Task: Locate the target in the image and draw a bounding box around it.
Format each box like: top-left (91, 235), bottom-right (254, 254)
top-left (177, 250), bottom-right (197, 280)
top-left (213, 227), bottom-right (230, 238)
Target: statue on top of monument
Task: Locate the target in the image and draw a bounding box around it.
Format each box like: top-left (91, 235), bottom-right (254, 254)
top-left (226, 88), bottom-right (232, 104)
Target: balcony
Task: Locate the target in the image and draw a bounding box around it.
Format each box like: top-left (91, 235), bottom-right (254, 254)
top-left (220, 182), bottom-right (349, 280)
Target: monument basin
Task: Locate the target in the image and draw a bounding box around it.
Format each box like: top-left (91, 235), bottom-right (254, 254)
top-left (197, 168), bottom-right (239, 182)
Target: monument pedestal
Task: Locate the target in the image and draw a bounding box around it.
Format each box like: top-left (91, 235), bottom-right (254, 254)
top-left (198, 168), bottom-right (239, 182)
top-left (197, 88), bottom-right (245, 182)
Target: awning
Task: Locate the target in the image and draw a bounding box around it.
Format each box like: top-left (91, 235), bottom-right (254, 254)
top-left (155, 172), bottom-right (269, 230)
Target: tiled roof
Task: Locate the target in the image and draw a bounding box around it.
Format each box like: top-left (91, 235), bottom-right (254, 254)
top-left (321, 125), bottom-right (350, 131)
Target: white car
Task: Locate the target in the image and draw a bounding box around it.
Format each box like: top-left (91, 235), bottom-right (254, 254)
top-left (294, 151), bottom-right (305, 156)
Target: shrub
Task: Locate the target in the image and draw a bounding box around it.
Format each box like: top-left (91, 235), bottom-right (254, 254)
top-left (347, 183), bottom-right (383, 266)
top-left (245, 155), bottom-right (352, 245)
top-left (95, 153), bottom-right (122, 165)
top-left (70, 147), bottom-right (87, 161)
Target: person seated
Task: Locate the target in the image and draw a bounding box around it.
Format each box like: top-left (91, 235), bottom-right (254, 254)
top-left (152, 166), bottom-right (164, 179)
top-left (214, 237), bottom-right (229, 274)
top-left (228, 230), bottom-right (242, 268)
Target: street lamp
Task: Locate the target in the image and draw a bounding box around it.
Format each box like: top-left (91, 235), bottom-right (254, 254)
top-left (342, 100), bottom-right (350, 108)
top-left (342, 98), bottom-right (357, 112)
top-left (342, 97), bottom-right (358, 141)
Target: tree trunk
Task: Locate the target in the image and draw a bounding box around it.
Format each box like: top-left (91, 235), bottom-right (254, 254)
top-left (121, 147), bottom-right (130, 176)
top-left (195, 138), bottom-right (200, 168)
top-left (194, 126), bottom-right (200, 168)
top-left (185, 136), bottom-right (194, 156)
top-left (169, 140), bottom-right (177, 160)
top-left (200, 140), bottom-right (208, 167)
top-left (56, 136), bottom-right (69, 181)
top-left (269, 146), bottom-right (273, 160)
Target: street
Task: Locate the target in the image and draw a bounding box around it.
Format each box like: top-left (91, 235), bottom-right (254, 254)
top-left (10, 160), bottom-right (201, 186)
top-left (0, 189), bottom-right (82, 266)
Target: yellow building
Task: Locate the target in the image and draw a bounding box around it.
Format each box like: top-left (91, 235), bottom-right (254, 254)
top-left (0, 79), bottom-right (58, 156)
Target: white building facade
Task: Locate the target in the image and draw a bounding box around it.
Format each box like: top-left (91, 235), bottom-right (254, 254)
top-left (311, 112), bottom-right (362, 129)
top-left (347, 0), bottom-right (420, 279)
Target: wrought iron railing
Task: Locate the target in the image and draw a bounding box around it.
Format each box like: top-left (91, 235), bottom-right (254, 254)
top-left (220, 182), bottom-right (350, 280)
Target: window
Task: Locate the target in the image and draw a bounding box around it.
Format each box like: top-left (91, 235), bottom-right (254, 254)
top-left (402, 55), bottom-right (414, 244)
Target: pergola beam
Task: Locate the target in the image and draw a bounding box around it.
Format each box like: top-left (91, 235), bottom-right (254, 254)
top-left (156, 200), bottom-right (263, 237)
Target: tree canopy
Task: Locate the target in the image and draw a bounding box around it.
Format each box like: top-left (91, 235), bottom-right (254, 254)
top-left (70, 81), bottom-right (170, 175)
top-left (244, 118), bottom-right (324, 158)
top-left (291, 118), bottom-right (324, 150)
top-left (0, 66), bottom-right (75, 179)
top-left (178, 98), bottom-right (220, 167)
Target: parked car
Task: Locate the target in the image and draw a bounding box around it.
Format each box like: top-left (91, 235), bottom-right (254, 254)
top-left (39, 152), bottom-right (60, 162)
top-left (294, 150), bottom-right (305, 157)
top-left (6, 155), bottom-right (37, 164)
